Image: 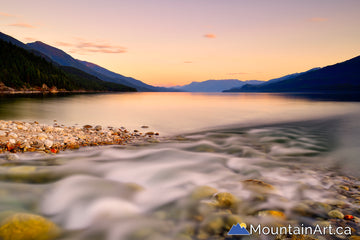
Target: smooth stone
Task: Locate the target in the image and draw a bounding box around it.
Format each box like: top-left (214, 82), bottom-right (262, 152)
top-left (328, 209), bottom-right (344, 219)
top-left (258, 210), bottom-right (286, 219)
top-left (94, 125), bottom-right (102, 131)
top-left (83, 125), bottom-right (92, 129)
top-left (141, 126), bottom-right (149, 128)
top-left (8, 166), bottom-right (37, 174)
top-left (44, 140), bottom-right (53, 148)
top-left (0, 212), bottom-right (60, 240)
top-left (212, 192), bottom-right (238, 212)
top-left (8, 132), bottom-right (18, 138)
top-left (242, 179), bottom-right (275, 191)
top-left (0, 131), bottom-right (6, 137)
top-left (190, 186), bottom-right (218, 201)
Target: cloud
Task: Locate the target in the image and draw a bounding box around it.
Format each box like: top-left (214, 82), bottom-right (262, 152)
top-left (55, 40), bottom-right (127, 54)
top-left (309, 17), bottom-right (328, 22)
top-left (24, 37), bottom-right (37, 42)
top-left (0, 12), bottom-right (14, 17)
top-left (8, 22), bottom-right (35, 28)
top-left (183, 61), bottom-right (193, 64)
top-left (204, 34), bottom-right (216, 39)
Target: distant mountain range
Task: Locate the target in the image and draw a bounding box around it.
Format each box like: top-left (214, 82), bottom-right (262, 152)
top-left (224, 57), bottom-right (360, 92)
top-left (174, 79), bottom-right (264, 92)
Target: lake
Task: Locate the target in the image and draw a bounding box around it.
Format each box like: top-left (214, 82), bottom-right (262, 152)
top-left (1, 92), bottom-right (360, 240)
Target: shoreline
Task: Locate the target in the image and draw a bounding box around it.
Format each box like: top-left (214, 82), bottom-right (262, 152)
top-left (0, 120), bottom-right (159, 154)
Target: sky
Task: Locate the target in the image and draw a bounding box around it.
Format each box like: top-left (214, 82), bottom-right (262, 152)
top-left (1, 0), bottom-right (360, 87)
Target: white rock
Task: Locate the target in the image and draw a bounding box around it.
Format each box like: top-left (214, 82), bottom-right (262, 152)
top-left (38, 133), bottom-right (48, 141)
top-left (44, 139), bottom-right (54, 148)
top-left (9, 139), bottom-right (16, 144)
top-left (8, 132), bottom-right (18, 138)
top-left (0, 130), bottom-right (6, 137)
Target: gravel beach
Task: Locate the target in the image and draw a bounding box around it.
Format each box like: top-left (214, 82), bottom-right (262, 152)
top-left (0, 120), bottom-right (159, 154)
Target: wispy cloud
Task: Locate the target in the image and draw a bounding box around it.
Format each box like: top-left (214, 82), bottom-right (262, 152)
top-left (309, 17), bottom-right (328, 22)
top-left (226, 72), bottom-right (248, 76)
top-left (24, 37), bottom-right (37, 42)
top-left (0, 12), bottom-right (14, 17)
top-left (204, 33), bottom-right (216, 39)
top-left (183, 61), bottom-right (193, 64)
top-left (8, 22), bottom-right (35, 28)
top-left (55, 40), bottom-right (127, 54)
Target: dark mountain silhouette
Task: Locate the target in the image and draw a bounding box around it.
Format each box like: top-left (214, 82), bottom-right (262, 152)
top-left (224, 56), bottom-right (360, 92)
top-left (0, 32), bottom-right (29, 49)
top-left (27, 41), bottom-right (176, 91)
top-left (78, 60), bottom-right (179, 92)
top-left (224, 68), bottom-right (320, 92)
top-left (0, 38), bottom-right (135, 92)
top-left (175, 79), bottom-right (264, 92)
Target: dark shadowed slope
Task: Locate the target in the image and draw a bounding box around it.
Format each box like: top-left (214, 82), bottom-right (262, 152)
top-left (224, 56), bottom-right (360, 92)
top-left (0, 39), bottom-right (135, 92)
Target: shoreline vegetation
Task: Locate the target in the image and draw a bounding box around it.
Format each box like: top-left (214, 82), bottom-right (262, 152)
top-left (0, 120), bottom-right (159, 154)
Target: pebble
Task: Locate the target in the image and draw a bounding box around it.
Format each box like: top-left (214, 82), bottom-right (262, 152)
top-left (0, 212), bottom-right (60, 240)
top-left (328, 209), bottom-right (344, 219)
top-left (8, 133), bottom-right (18, 138)
top-left (44, 140), bottom-right (53, 148)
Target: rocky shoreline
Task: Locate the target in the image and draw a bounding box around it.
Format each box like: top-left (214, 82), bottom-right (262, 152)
top-left (0, 120), bottom-right (159, 154)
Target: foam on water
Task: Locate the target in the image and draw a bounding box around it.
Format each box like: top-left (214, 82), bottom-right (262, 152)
top-left (1, 115), bottom-right (360, 239)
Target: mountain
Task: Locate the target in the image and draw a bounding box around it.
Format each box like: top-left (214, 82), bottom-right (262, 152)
top-left (224, 56), bottom-right (360, 92)
top-left (78, 60), bottom-right (178, 92)
top-left (26, 41), bottom-right (174, 91)
top-left (0, 38), bottom-right (136, 92)
top-left (224, 68), bottom-right (321, 92)
top-left (0, 32), bottom-right (29, 50)
top-left (175, 79), bottom-right (264, 92)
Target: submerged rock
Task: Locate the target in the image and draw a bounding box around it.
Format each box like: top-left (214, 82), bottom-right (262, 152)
top-left (328, 209), bottom-right (344, 219)
top-left (0, 212), bottom-right (60, 240)
top-left (212, 192), bottom-right (239, 212)
top-left (190, 186), bottom-right (218, 201)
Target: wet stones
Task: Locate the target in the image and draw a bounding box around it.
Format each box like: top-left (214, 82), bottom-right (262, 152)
top-left (212, 192), bottom-right (239, 212)
top-left (0, 212), bottom-right (60, 240)
top-left (0, 120), bottom-right (160, 154)
top-left (328, 209), bottom-right (344, 219)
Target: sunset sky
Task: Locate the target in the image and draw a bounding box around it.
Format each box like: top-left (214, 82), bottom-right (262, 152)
top-left (1, 0), bottom-right (360, 86)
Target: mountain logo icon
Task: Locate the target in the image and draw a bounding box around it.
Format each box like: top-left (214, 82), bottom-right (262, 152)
top-left (227, 223), bottom-right (250, 235)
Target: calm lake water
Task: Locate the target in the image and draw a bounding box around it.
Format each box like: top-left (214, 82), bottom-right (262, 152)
top-left (1, 92), bottom-right (360, 135)
top-left (1, 92), bottom-right (360, 240)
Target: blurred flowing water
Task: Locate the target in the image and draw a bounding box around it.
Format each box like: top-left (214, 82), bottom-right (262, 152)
top-left (1, 92), bottom-right (360, 239)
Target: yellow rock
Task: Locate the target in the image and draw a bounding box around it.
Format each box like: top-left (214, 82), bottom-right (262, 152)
top-left (8, 166), bottom-right (37, 174)
top-left (213, 192), bottom-right (238, 212)
top-left (242, 179), bottom-right (275, 192)
top-left (258, 210), bottom-right (286, 219)
top-left (190, 186), bottom-right (218, 200)
top-left (0, 213), bottom-right (60, 240)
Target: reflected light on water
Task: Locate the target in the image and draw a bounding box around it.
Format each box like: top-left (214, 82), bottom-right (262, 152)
top-left (0, 92), bottom-right (359, 135)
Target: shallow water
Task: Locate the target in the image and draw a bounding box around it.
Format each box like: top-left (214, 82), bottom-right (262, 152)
top-left (1, 93), bottom-right (360, 239)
